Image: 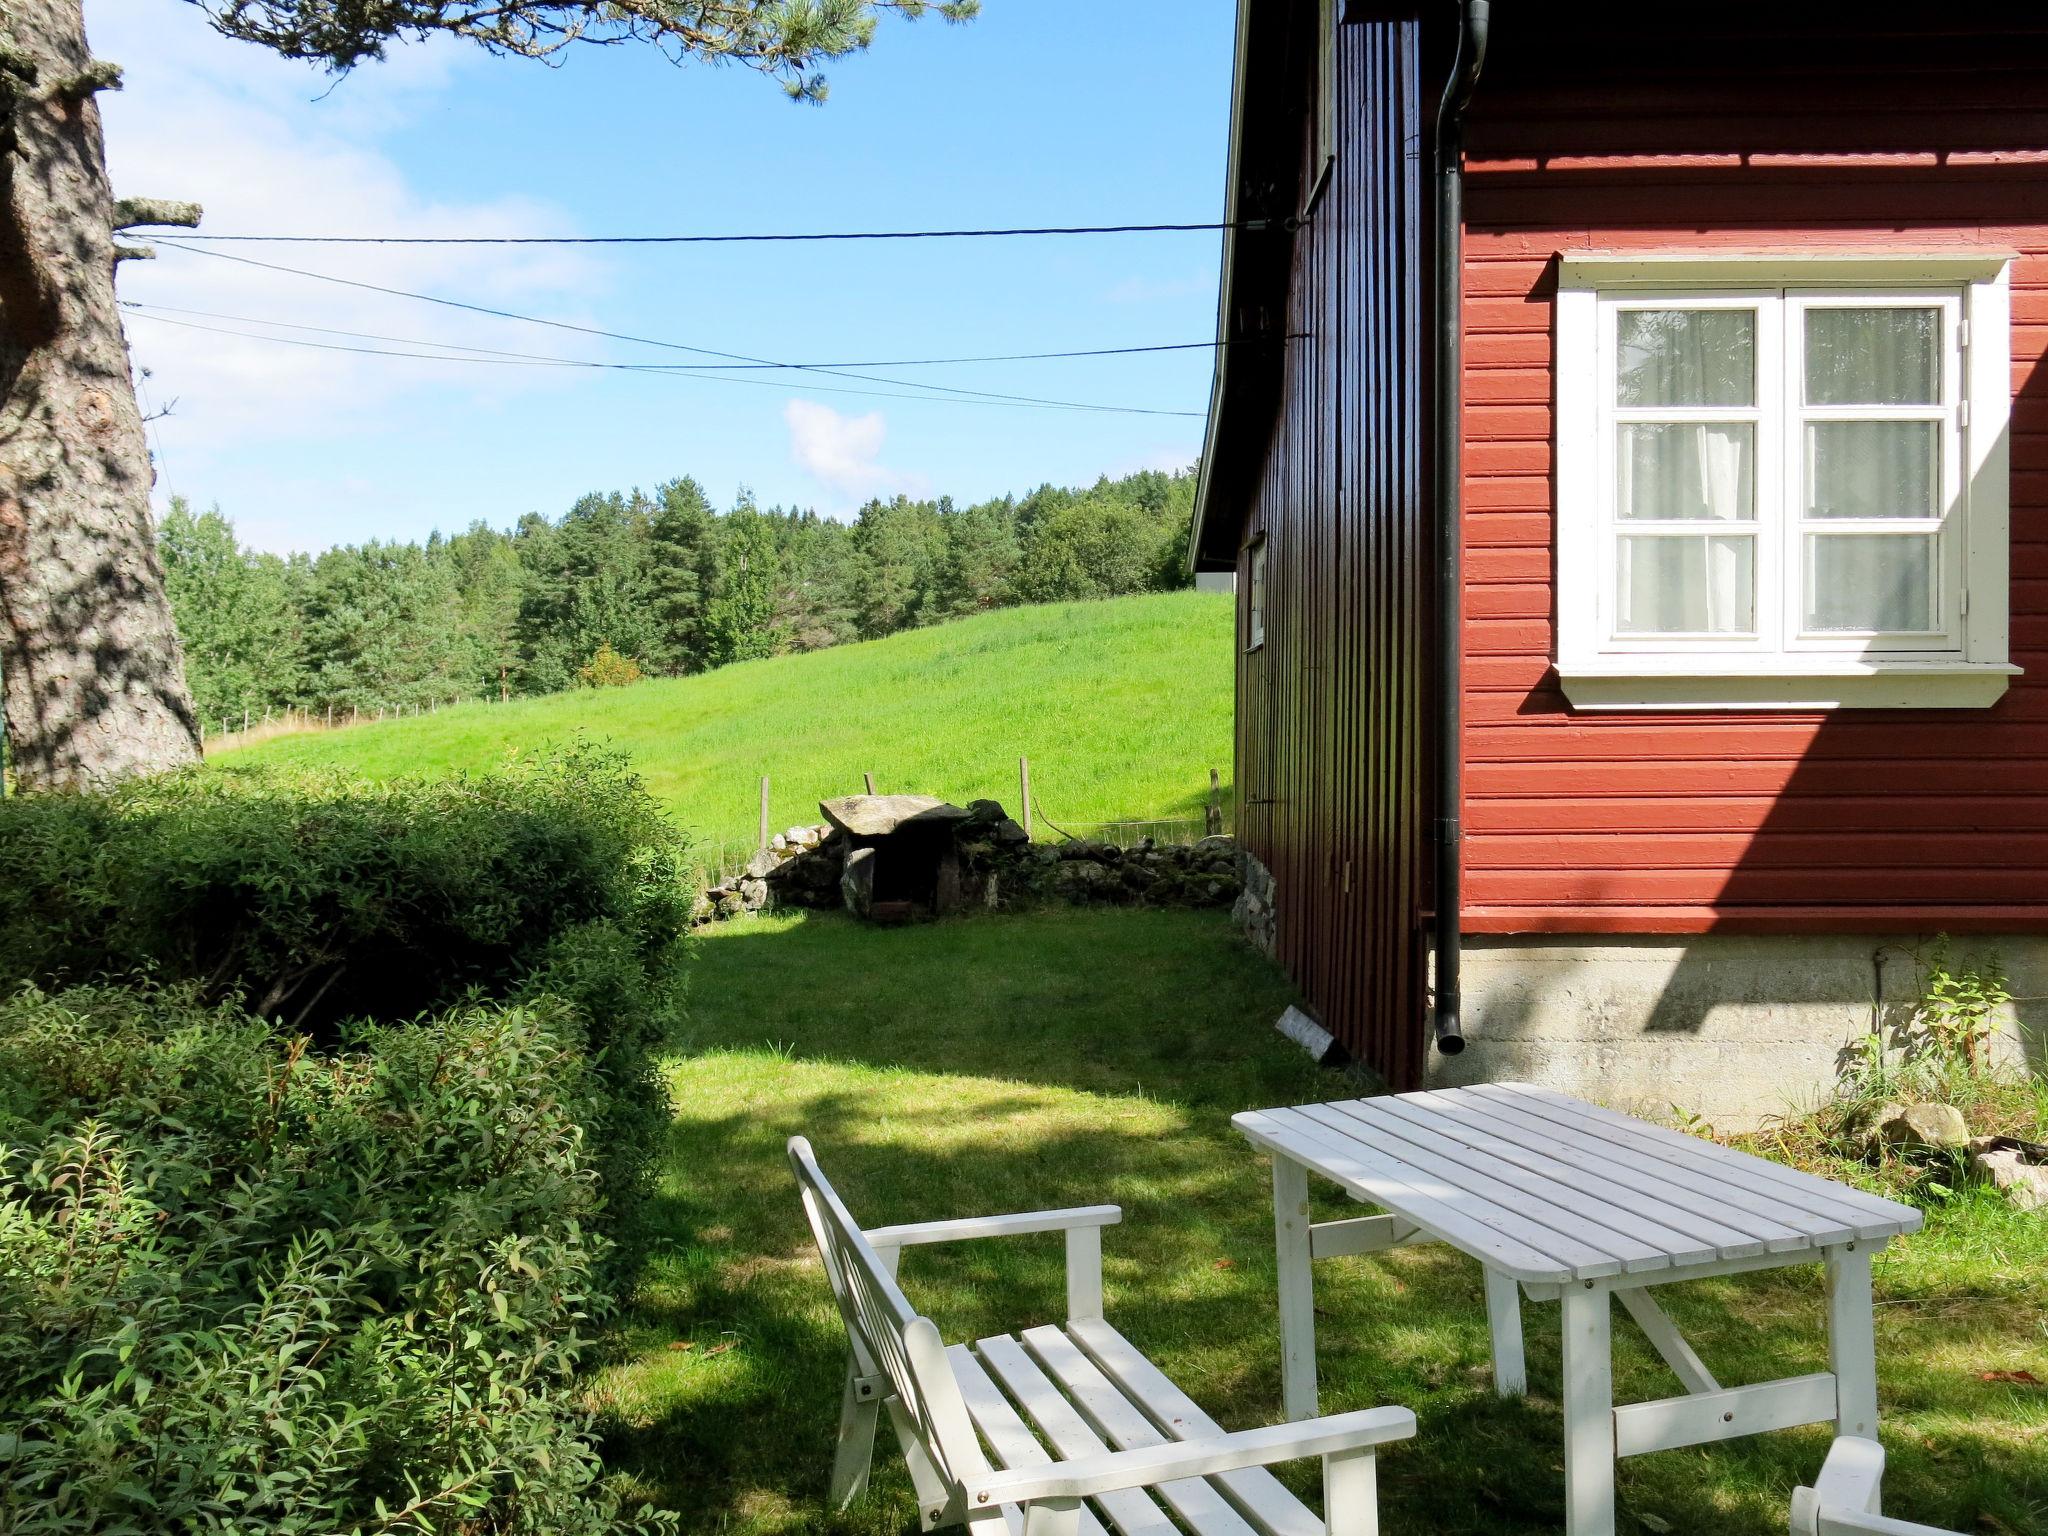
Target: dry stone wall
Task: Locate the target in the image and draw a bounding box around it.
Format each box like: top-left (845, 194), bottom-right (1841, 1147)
top-left (695, 797), bottom-right (1241, 923)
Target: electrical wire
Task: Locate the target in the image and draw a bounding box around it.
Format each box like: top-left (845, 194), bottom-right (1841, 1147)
top-left (149, 240), bottom-right (1206, 417)
top-left (159, 220), bottom-right (1245, 246)
top-left (119, 299), bottom-right (1221, 371)
top-left (119, 308), bottom-right (1207, 417)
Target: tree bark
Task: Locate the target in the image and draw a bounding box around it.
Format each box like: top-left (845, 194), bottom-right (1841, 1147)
top-left (0, 0), bottom-right (200, 790)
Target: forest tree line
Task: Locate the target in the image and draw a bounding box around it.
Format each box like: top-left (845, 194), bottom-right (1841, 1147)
top-left (162, 467), bottom-right (1198, 727)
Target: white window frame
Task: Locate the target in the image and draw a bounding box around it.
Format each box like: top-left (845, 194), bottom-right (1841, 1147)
top-left (1246, 536), bottom-right (1267, 651)
top-left (1554, 251), bottom-right (2019, 710)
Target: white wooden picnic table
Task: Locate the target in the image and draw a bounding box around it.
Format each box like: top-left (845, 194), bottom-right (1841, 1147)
top-left (1234, 1082), bottom-right (1924, 1536)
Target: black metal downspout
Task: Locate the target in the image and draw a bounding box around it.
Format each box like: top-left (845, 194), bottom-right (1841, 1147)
top-left (1432, 0), bottom-right (1489, 1057)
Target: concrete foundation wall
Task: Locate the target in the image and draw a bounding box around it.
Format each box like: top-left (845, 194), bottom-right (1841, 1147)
top-left (1425, 934), bottom-right (2046, 1130)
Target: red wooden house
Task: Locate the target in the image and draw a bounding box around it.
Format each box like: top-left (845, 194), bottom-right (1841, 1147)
top-left (1189, 2), bottom-right (2048, 1121)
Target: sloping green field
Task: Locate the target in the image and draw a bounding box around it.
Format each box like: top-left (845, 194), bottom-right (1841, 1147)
top-left (214, 591), bottom-right (1236, 859)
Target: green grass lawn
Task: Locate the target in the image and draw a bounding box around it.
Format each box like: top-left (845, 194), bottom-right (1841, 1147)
top-left (211, 592), bottom-right (1236, 859)
top-left (596, 909), bottom-right (2047, 1536)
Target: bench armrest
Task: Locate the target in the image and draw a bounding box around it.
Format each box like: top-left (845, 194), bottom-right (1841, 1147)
top-left (863, 1205), bottom-right (1121, 1249)
top-left (963, 1406), bottom-right (1416, 1507)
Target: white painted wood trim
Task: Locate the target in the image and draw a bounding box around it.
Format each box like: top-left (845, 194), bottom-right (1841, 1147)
top-left (1270, 1155), bottom-right (1320, 1421)
top-left (1485, 1269), bottom-right (1528, 1398)
top-left (1615, 1288), bottom-right (1719, 1396)
top-left (1065, 1226), bottom-right (1105, 1324)
top-left (1612, 1372), bottom-right (1838, 1458)
top-left (1816, 1510), bottom-right (1972, 1536)
top-left (1827, 1246), bottom-right (1882, 1441)
top-left (1559, 250), bottom-right (2018, 287)
top-left (964, 1409), bottom-right (1416, 1507)
top-left (1308, 1213), bottom-right (1424, 1260)
top-left (1557, 662), bottom-right (2018, 711)
top-left (1560, 1284), bottom-right (1617, 1536)
top-left (1322, 1447), bottom-right (1381, 1536)
top-left (865, 1206), bottom-right (1122, 1249)
top-left (1963, 261), bottom-right (2014, 669)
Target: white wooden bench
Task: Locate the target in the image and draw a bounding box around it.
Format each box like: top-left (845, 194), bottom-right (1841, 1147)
top-left (789, 1135), bottom-right (1416, 1535)
top-left (1791, 1436), bottom-right (1967, 1536)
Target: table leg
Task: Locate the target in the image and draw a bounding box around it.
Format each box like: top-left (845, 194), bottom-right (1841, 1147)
top-left (1484, 1268), bottom-right (1528, 1397)
top-left (1271, 1155), bottom-right (1319, 1421)
top-left (1560, 1282), bottom-right (1616, 1536)
top-left (1826, 1244), bottom-right (1880, 1443)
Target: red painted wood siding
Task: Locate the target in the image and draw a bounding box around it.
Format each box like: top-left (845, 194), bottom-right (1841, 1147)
top-left (1459, 15), bottom-right (2048, 934)
top-left (1234, 16), bottom-right (1431, 1086)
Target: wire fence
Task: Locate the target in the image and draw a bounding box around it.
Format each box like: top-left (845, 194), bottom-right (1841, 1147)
top-left (695, 763), bottom-right (1234, 889)
top-left (201, 695), bottom-right (500, 753)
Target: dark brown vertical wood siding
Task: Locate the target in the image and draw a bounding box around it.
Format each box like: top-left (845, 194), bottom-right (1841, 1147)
top-left (1235, 18), bottom-right (1429, 1087)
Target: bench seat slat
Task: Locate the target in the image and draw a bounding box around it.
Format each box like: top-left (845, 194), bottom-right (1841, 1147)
top-left (1019, 1326), bottom-right (1262, 1536)
top-left (948, 1344), bottom-right (1107, 1536)
top-left (1067, 1320), bottom-right (1323, 1536)
top-left (975, 1334), bottom-right (1180, 1536)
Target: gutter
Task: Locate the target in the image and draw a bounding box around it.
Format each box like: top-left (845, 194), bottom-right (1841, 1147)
top-left (1186, 0), bottom-right (1259, 579)
top-left (1432, 0), bottom-right (1489, 1058)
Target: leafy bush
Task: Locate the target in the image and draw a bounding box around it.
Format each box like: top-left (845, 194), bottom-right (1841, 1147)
top-left (578, 644), bottom-right (645, 689)
top-left (0, 983), bottom-right (670, 1534)
top-left (0, 743), bottom-right (691, 1269)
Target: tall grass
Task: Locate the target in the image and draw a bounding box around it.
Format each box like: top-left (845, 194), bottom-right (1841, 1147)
top-left (214, 592), bottom-right (1237, 855)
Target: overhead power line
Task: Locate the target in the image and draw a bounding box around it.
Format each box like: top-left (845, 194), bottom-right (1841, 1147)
top-left (119, 307), bottom-right (1208, 418)
top-left (155, 220), bottom-right (1248, 246)
top-left (149, 239), bottom-right (1206, 418)
top-left (120, 300), bottom-right (1222, 371)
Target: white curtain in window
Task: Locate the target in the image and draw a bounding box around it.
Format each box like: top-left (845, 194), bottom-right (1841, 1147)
top-left (1618, 534), bottom-right (1755, 634)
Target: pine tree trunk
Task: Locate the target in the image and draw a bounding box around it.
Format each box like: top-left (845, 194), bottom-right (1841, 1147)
top-left (0, 0), bottom-right (200, 789)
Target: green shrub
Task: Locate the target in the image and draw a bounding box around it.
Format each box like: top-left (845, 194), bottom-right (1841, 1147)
top-left (0, 742), bottom-right (689, 1269)
top-left (0, 982), bottom-right (670, 1534)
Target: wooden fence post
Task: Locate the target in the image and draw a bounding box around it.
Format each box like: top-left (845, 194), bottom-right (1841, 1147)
top-left (242, 706), bottom-right (250, 733)
top-left (1019, 757), bottom-right (1033, 840)
top-left (1206, 768), bottom-right (1224, 836)
top-left (759, 776), bottom-right (771, 851)
top-left (863, 772), bottom-right (876, 795)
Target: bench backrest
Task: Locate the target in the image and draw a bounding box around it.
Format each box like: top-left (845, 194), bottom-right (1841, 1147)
top-left (787, 1136), bottom-right (991, 1507)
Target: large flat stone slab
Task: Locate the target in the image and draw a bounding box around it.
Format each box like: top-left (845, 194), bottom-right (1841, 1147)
top-left (819, 794), bottom-right (972, 839)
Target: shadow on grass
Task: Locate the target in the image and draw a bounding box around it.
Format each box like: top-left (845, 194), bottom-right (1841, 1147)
top-left (594, 909), bottom-right (2048, 1536)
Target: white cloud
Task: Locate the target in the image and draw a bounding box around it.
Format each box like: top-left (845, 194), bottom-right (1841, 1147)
top-left (87, 0), bottom-right (605, 545)
top-left (783, 399), bottom-right (926, 507)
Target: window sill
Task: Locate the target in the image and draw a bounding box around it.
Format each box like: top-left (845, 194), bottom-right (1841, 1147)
top-left (1556, 660), bottom-right (2021, 711)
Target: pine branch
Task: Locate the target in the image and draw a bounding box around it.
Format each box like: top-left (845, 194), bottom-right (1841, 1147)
top-left (113, 198), bottom-right (203, 232)
top-left (50, 59), bottom-right (122, 98)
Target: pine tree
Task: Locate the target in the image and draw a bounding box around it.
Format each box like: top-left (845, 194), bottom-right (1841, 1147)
top-left (647, 477), bottom-right (716, 674)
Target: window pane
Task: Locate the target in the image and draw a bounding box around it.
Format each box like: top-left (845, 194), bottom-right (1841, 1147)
top-left (1618, 422), bottom-right (1755, 521)
top-left (1617, 309), bottom-right (1756, 407)
top-left (1617, 534), bottom-right (1755, 634)
top-left (1806, 420), bottom-right (1940, 520)
top-left (1805, 307), bottom-right (1940, 405)
top-left (1804, 534), bottom-right (1936, 631)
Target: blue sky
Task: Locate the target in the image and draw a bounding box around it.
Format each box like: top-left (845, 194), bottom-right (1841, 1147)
top-left (91, 0), bottom-right (1235, 555)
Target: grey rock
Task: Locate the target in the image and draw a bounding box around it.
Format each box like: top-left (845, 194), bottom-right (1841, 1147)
top-left (1871, 1101), bottom-right (1970, 1153)
top-left (1969, 1142), bottom-right (2048, 1212)
top-left (715, 891), bottom-right (747, 918)
top-left (1195, 834), bottom-right (1236, 854)
top-left (964, 798), bottom-right (1009, 825)
top-left (841, 846), bottom-right (877, 917)
top-left (819, 794), bottom-right (972, 838)
top-left (744, 848), bottom-right (779, 880)
top-left (1057, 838), bottom-right (1107, 861)
top-left (770, 833), bottom-right (788, 853)
top-left (992, 818), bottom-right (1029, 845)
top-left (738, 877), bottom-right (769, 910)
